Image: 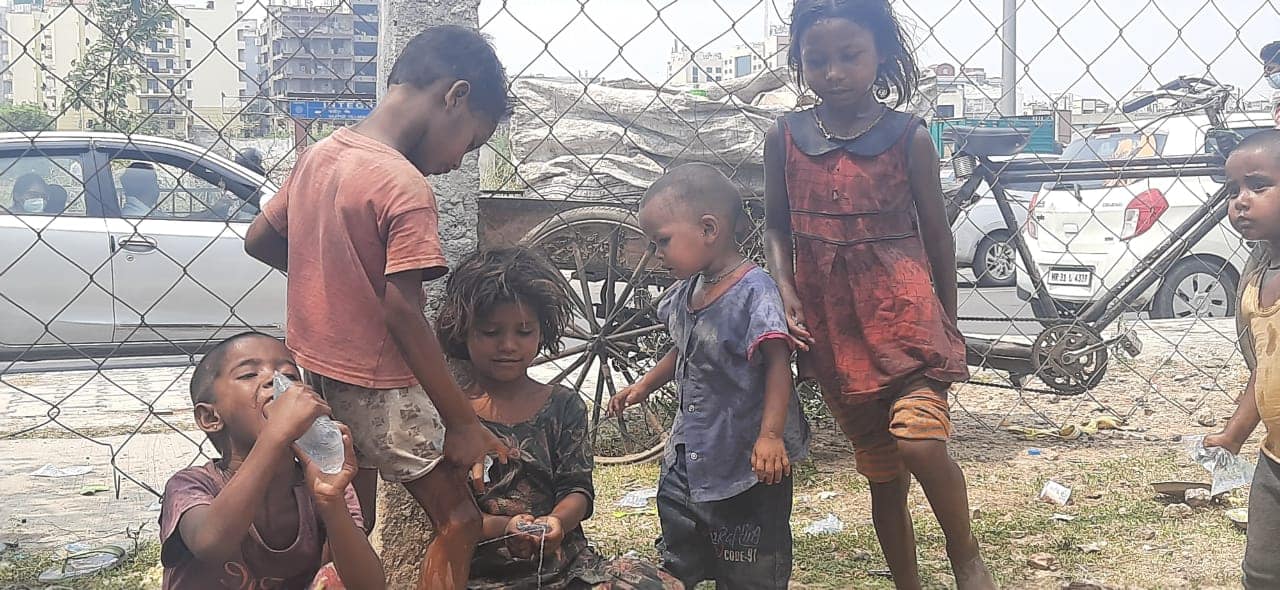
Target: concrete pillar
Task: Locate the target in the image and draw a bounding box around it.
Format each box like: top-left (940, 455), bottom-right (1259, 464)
top-left (373, 0), bottom-right (482, 586)
top-left (999, 0), bottom-right (1018, 117)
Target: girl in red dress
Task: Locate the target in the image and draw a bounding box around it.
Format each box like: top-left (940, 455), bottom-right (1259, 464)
top-left (763, 1), bottom-right (995, 588)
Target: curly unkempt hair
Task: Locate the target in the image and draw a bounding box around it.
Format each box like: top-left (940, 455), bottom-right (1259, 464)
top-left (436, 247), bottom-right (575, 361)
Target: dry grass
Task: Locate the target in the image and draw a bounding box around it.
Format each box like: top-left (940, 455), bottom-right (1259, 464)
top-left (0, 428), bottom-right (1251, 590)
top-left (585, 428), bottom-right (1250, 590)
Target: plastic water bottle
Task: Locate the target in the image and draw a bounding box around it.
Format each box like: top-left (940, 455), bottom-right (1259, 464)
top-left (272, 371), bottom-right (345, 474)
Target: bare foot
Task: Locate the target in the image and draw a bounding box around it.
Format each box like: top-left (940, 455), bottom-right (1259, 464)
top-left (950, 536), bottom-right (997, 590)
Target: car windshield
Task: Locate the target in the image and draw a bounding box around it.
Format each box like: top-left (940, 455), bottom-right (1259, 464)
top-left (1061, 132), bottom-right (1165, 162)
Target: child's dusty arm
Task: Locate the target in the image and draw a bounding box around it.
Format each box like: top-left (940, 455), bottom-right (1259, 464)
top-left (317, 501), bottom-right (386, 590)
top-left (763, 123), bottom-right (795, 292)
top-left (753, 339), bottom-right (793, 485)
top-left (383, 271), bottom-right (475, 428)
top-left (244, 216), bottom-right (288, 272)
top-left (757, 339), bottom-right (792, 439)
top-left (608, 349), bottom-right (677, 416)
top-left (1206, 373), bottom-right (1261, 455)
top-left (639, 348), bottom-right (677, 392)
top-left (763, 123), bottom-right (813, 346)
top-left (545, 492), bottom-right (591, 543)
top-left (176, 431), bottom-right (294, 563)
top-left (481, 513), bottom-right (514, 541)
top-left (906, 125), bottom-right (960, 321)
top-left (383, 271), bottom-right (509, 467)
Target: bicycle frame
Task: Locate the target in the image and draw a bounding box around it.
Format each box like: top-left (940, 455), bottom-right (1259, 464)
top-left (970, 151), bottom-right (1228, 330)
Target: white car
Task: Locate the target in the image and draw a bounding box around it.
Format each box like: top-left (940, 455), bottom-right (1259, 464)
top-left (950, 156), bottom-right (1050, 287)
top-left (0, 132), bottom-right (283, 362)
top-left (1016, 114), bottom-right (1274, 319)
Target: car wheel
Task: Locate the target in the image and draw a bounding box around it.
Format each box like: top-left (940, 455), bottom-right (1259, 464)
top-left (1150, 257), bottom-right (1237, 319)
top-left (974, 231), bottom-right (1017, 288)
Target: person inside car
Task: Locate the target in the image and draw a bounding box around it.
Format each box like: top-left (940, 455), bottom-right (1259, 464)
top-left (10, 173), bottom-right (49, 214)
top-left (120, 163), bottom-right (164, 218)
top-left (44, 184), bottom-right (68, 215)
top-left (235, 147), bottom-right (267, 177)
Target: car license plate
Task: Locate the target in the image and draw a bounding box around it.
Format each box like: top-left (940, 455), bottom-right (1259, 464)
top-left (1046, 268), bottom-right (1092, 287)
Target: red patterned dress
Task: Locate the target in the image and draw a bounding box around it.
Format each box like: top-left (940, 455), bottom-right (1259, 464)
top-left (780, 109), bottom-right (969, 471)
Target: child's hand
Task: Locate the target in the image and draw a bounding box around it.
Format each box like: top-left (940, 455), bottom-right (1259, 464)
top-left (503, 514), bottom-right (540, 559)
top-left (1204, 431), bottom-right (1244, 456)
top-left (607, 384), bottom-right (650, 418)
top-left (262, 384), bottom-right (331, 443)
top-left (444, 421), bottom-right (511, 469)
top-left (297, 422), bottom-right (359, 506)
top-left (532, 515), bottom-right (565, 555)
top-left (779, 291), bottom-right (813, 351)
top-left (752, 434), bottom-right (791, 485)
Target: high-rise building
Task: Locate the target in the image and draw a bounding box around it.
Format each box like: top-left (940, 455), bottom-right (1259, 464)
top-left (237, 18), bottom-right (267, 137)
top-left (0, 3), bottom-right (12, 104)
top-left (2, 0), bottom-right (241, 137)
top-left (178, 0), bottom-right (241, 141)
top-left (2, 0), bottom-right (94, 128)
top-left (351, 0), bottom-right (378, 96)
top-left (249, 1), bottom-right (377, 135)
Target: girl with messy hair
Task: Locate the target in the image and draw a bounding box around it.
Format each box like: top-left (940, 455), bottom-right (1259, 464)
top-left (437, 247), bottom-right (679, 590)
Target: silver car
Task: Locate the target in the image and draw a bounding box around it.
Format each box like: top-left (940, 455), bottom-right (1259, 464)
top-left (952, 184), bottom-right (1036, 287)
top-left (0, 132), bottom-right (283, 362)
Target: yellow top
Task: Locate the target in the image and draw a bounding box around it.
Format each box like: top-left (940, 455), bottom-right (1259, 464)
top-left (1242, 273), bottom-right (1280, 462)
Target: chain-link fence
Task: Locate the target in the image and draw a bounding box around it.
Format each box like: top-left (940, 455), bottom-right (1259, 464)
top-left (0, 0), bottom-right (1276, 556)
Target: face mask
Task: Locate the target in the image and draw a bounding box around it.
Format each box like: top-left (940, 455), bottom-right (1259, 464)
top-left (1268, 73), bottom-right (1280, 90)
top-left (19, 198), bottom-right (44, 213)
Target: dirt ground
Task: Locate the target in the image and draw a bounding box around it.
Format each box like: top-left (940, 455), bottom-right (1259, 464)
top-left (0, 317), bottom-right (1259, 589)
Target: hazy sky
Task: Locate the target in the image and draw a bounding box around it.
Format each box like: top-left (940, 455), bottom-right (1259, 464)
top-left (478, 0), bottom-right (1280, 103)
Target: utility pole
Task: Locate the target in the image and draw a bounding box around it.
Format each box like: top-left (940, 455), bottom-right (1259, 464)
top-left (1000, 0), bottom-right (1017, 117)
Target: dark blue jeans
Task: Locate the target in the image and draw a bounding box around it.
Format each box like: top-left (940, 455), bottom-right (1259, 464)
top-left (656, 447), bottom-right (793, 589)
top-left (1244, 452), bottom-right (1280, 589)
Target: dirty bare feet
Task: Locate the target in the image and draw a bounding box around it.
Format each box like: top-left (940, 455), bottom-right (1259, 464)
top-left (950, 535), bottom-right (997, 590)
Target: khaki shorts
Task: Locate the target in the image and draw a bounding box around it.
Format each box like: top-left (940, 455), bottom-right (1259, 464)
top-left (304, 371), bottom-right (445, 483)
top-left (824, 376), bottom-right (953, 483)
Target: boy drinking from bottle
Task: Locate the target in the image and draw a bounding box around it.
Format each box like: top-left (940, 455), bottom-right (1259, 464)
top-left (159, 332), bottom-right (385, 590)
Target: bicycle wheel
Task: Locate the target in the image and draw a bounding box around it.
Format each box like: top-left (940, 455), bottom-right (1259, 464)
top-left (520, 206), bottom-right (677, 465)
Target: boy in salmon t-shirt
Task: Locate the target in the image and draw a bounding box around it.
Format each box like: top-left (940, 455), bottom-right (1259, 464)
top-left (245, 25), bottom-right (512, 590)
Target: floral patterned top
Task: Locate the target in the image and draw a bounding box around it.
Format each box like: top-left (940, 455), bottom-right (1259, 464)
top-left (468, 386), bottom-right (602, 589)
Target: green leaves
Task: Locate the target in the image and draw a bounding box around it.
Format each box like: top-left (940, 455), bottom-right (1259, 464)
top-left (0, 103), bottom-right (55, 132)
top-left (63, 0), bottom-right (176, 134)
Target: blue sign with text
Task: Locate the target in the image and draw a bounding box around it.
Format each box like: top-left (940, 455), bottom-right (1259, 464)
top-left (288, 100), bottom-right (373, 120)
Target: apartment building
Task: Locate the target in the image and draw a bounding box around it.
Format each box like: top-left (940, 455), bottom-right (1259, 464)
top-left (247, 0), bottom-right (377, 135)
top-left (2, 0), bottom-right (240, 137)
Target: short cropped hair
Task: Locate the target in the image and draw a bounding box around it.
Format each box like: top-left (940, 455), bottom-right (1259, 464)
top-left (189, 331), bottom-right (275, 405)
top-left (1233, 128), bottom-right (1280, 163)
top-left (640, 163), bottom-right (743, 223)
top-left (387, 24), bottom-right (512, 123)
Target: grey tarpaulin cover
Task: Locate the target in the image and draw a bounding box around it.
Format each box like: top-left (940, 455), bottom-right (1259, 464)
top-left (481, 76), bottom-right (938, 203)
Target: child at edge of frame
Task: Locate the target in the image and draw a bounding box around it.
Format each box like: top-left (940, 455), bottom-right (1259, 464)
top-left (1206, 128), bottom-right (1280, 589)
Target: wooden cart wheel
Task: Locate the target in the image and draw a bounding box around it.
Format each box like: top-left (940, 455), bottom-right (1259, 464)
top-left (520, 206), bottom-right (677, 465)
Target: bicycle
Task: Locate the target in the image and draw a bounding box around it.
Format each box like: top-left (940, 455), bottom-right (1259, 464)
top-left (946, 77), bottom-right (1244, 394)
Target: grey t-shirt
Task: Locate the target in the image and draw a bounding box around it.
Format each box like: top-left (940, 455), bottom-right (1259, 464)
top-left (658, 266), bottom-right (811, 502)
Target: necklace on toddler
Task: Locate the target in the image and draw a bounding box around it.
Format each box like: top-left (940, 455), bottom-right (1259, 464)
top-left (701, 258), bottom-right (749, 284)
